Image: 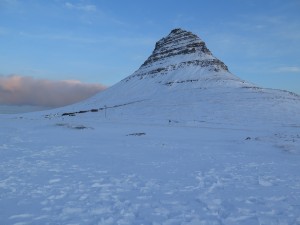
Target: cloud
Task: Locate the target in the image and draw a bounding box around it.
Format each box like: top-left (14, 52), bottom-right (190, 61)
top-left (0, 75), bottom-right (106, 107)
top-left (1, 0), bottom-right (19, 6)
top-left (19, 31), bottom-right (100, 43)
top-left (18, 31), bottom-right (156, 47)
top-left (274, 66), bottom-right (300, 73)
top-left (65, 2), bottom-right (97, 12)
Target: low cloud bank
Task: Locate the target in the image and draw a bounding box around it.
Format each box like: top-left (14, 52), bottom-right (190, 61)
top-left (0, 75), bottom-right (106, 107)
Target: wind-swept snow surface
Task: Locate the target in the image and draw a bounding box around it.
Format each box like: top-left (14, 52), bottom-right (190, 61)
top-left (0, 115), bottom-right (300, 225)
top-left (1, 28), bottom-right (300, 224)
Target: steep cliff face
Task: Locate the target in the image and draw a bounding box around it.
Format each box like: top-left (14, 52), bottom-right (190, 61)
top-left (141, 28), bottom-right (228, 71)
top-left (122, 28), bottom-right (240, 87)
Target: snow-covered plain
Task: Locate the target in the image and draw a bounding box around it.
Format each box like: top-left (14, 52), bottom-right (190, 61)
top-left (1, 28), bottom-right (300, 224)
top-left (1, 96), bottom-right (300, 225)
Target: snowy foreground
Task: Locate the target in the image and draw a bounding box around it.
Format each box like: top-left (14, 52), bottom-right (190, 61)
top-left (1, 112), bottom-right (300, 225)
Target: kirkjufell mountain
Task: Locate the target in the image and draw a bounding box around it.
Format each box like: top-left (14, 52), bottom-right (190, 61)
top-left (123, 28), bottom-right (235, 85)
top-left (56, 28), bottom-right (300, 126)
top-left (1, 29), bottom-right (300, 225)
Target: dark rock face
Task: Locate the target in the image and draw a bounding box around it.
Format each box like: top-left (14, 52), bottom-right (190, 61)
top-left (142, 28), bottom-right (212, 67)
top-left (124, 28), bottom-right (229, 82)
top-left (126, 59), bottom-right (228, 81)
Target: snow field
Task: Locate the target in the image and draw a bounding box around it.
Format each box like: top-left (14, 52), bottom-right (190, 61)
top-left (0, 116), bottom-right (300, 224)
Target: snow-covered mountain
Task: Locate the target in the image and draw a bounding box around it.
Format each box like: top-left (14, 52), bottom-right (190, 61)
top-left (54, 28), bottom-right (300, 127)
top-left (1, 29), bottom-right (300, 225)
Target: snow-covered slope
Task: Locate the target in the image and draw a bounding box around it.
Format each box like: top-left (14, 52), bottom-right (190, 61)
top-left (1, 29), bottom-right (300, 225)
top-left (50, 28), bottom-right (300, 127)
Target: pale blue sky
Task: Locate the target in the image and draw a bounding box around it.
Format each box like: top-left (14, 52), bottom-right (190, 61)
top-left (1, 0), bottom-right (300, 94)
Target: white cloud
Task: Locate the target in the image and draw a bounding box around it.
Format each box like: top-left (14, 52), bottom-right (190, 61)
top-left (0, 75), bottom-right (106, 107)
top-left (274, 66), bottom-right (300, 73)
top-left (1, 0), bottom-right (19, 5)
top-left (18, 31), bottom-right (156, 48)
top-left (19, 31), bottom-right (100, 43)
top-left (65, 2), bottom-right (97, 12)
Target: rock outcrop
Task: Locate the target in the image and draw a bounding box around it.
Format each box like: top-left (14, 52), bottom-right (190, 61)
top-left (124, 28), bottom-right (230, 83)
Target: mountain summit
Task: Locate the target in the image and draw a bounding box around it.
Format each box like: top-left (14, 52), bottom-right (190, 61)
top-left (134, 28), bottom-right (228, 75)
top-left (123, 28), bottom-right (244, 87)
top-left (84, 28), bottom-right (253, 104)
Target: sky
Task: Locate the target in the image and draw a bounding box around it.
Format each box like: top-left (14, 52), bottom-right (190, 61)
top-left (1, 0), bottom-right (300, 110)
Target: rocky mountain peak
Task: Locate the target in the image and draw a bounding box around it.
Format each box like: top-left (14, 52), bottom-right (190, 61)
top-left (141, 28), bottom-right (213, 67)
top-left (124, 28), bottom-right (229, 82)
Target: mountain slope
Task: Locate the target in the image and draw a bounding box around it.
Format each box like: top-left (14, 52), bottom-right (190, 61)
top-left (52, 28), bottom-right (300, 127)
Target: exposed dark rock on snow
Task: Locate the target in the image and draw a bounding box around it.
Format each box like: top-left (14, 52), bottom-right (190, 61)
top-left (55, 123), bottom-right (91, 130)
top-left (124, 28), bottom-right (229, 82)
top-left (164, 79), bottom-right (199, 86)
top-left (59, 100), bottom-right (146, 117)
top-left (126, 132), bottom-right (146, 136)
top-left (143, 28), bottom-right (213, 67)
